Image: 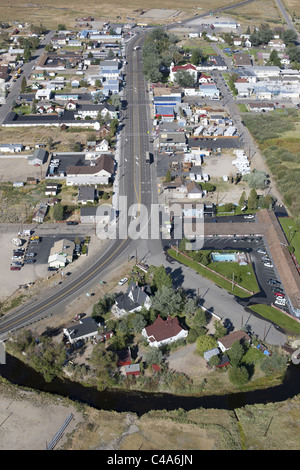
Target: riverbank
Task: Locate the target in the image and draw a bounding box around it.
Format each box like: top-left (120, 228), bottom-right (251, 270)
top-left (1, 378), bottom-right (300, 450)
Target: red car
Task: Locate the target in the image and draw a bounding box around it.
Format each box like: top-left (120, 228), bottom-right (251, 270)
top-left (274, 292), bottom-right (285, 297)
top-left (10, 266), bottom-right (21, 271)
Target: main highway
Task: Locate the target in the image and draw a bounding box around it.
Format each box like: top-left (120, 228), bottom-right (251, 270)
top-left (0, 32), bottom-right (153, 339)
top-left (0, 0), bottom-right (269, 340)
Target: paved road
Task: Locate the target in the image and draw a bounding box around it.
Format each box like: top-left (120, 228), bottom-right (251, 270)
top-left (0, 30), bottom-right (55, 125)
top-left (275, 0), bottom-right (300, 44)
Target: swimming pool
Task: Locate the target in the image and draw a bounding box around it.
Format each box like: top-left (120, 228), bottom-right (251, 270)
top-left (211, 253), bottom-right (238, 262)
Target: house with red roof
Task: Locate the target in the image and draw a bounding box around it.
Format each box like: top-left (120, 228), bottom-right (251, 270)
top-left (169, 62), bottom-right (197, 84)
top-left (142, 315), bottom-right (188, 348)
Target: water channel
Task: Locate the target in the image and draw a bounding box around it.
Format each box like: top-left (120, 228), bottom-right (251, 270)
top-left (1, 354), bottom-right (300, 416)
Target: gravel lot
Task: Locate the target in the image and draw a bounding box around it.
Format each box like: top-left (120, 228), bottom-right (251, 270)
top-left (0, 155), bottom-right (49, 182)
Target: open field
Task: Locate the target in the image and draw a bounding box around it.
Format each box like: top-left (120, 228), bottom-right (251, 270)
top-left (282, 0), bottom-right (300, 17)
top-left (229, 0), bottom-right (282, 24)
top-left (0, 1), bottom-right (227, 28)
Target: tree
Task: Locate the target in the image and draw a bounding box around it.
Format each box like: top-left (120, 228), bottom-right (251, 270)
top-left (175, 70), bottom-right (195, 87)
top-left (228, 365), bottom-right (249, 385)
top-left (239, 191), bottom-right (247, 208)
top-left (193, 308), bottom-right (208, 329)
top-left (283, 29), bottom-right (297, 45)
top-left (260, 354), bottom-right (287, 377)
top-left (268, 49), bottom-right (281, 67)
top-left (184, 298), bottom-right (198, 318)
top-left (130, 313), bottom-right (147, 333)
top-left (247, 188), bottom-right (258, 211)
top-left (23, 48), bottom-right (31, 62)
top-left (191, 47), bottom-right (203, 66)
top-left (196, 334), bottom-right (217, 354)
top-left (20, 76), bottom-right (27, 93)
top-left (145, 347), bottom-right (164, 366)
top-left (110, 93), bottom-right (121, 110)
top-left (57, 24), bottom-right (66, 31)
top-left (152, 265), bottom-right (173, 290)
top-left (164, 169), bottom-right (172, 183)
top-left (52, 202), bottom-right (64, 221)
top-left (214, 320), bottom-right (227, 339)
top-left (227, 340), bottom-right (244, 367)
top-left (152, 286), bottom-right (183, 316)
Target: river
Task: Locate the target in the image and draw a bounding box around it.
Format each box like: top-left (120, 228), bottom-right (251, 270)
top-left (0, 354), bottom-right (300, 415)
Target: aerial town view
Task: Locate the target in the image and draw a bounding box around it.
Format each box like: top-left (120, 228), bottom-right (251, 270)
top-left (0, 0), bottom-right (300, 455)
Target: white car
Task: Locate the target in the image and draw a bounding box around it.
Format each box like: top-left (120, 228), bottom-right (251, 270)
top-left (264, 262), bottom-right (273, 268)
top-left (275, 298), bottom-right (286, 306)
top-left (244, 214), bottom-right (255, 219)
top-left (118, 278), bottom-right (128, 286)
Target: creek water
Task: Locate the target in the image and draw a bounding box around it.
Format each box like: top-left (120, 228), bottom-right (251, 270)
top-left (1, 354), bottom-right (300, 415)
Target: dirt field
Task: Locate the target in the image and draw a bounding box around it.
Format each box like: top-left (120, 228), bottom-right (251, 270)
top-left (0, 383), bottom-right (84, 450)
top-left (0, 155), bottom-right (49, 183)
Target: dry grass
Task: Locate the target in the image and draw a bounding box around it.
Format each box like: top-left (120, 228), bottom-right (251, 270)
top-left (229, 0), bottom-right (282, 25)
top-left (282, 0), bottom-right (300, 17)
top-left (0, 1), bottom-right (257, 28)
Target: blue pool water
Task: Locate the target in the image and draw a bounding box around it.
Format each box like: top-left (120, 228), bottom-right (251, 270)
top-left (211, 253), bottom-right (237, 262)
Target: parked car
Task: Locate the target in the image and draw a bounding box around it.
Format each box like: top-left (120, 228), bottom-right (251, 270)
top-left (264, 262), bottom-right (273, 268)
top-left (244, 214), bottom-right (255, 219)
top-left (268, 279), bottom-right (281, 285)
top-left (274, 291), bottom-right (285, 297)
top-left (10, 265), bottom-right (21, 270)
top-left (26, 253), bottom-right (35, 257)
top-left (12, 255), bottom-right (23, 260)
top-left (275, 298), bottom-right (286, 306)
top-left (47, 266), bottom-right (58, 271)
top-left (257, 248), bottom-right (267, 254)
top-left (66, 221), bottom-right (78, 225)
top-left (118, 277), bottom-right (128, 286)
top-left (24, 259), bottom-right (35, 264)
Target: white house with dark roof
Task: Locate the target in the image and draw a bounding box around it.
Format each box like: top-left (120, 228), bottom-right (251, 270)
top-left (63, 317), bottom-right (101, 344)
top-left (113, 282), bottom-right (152, 318)
top-left (66, 154), bottom-right (115, 186)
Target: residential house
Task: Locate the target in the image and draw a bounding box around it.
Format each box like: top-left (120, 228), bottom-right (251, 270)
top-left (32, 203), bottom-right (48, 223)
top-left (35, 88), bottom-right (53, 101)
top-left (199, 84), bottom-right (220, 99)
top-left (124, 364), bottom-right (140, 376)
top-left (186, 181), bottom-right (205, 199)
top-left (218, 330), bottom-right (251, 353)
top-left (142, 314), bottom-right (188, 348)
top-left (0, 143), bottom-right (23, 153)
top-left (80, 206), bottom-right (97, 223)
top-left (48, 238), bottom-right (75, 268)
top-left (78, 186), bottom-right (96, 204)
top-left (45, 183), bottom-right (58, 196)
top-left (234, 53), bottom-right (252, 67)
top-left (268, 38), bottom-right (285, 51)
top-left (28, 148), bottom-right (48, 166)
top-left (169, 62), bottom-right (197, 83)
top-left (113, 281), bottom-right (152, 318)
top-left (95, 139), bottom-right (109, 152)
top-left (66, 154), bottom-right (115, 186)
top-left (63, 317), bottom-right (101, 344)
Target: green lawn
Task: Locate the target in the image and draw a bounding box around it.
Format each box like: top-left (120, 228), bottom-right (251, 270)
top-left (250, 304), bottom-right (300, 335)
top-left (168, 249), bottom-right (258, 298)
top-left (279, 217), bottom-right (300, 264)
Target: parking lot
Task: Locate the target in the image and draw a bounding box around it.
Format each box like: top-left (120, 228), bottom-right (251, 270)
top-left (200, 235), bottom-right (287, 311)
top-left (0, 225), bottom-right (108, 302)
